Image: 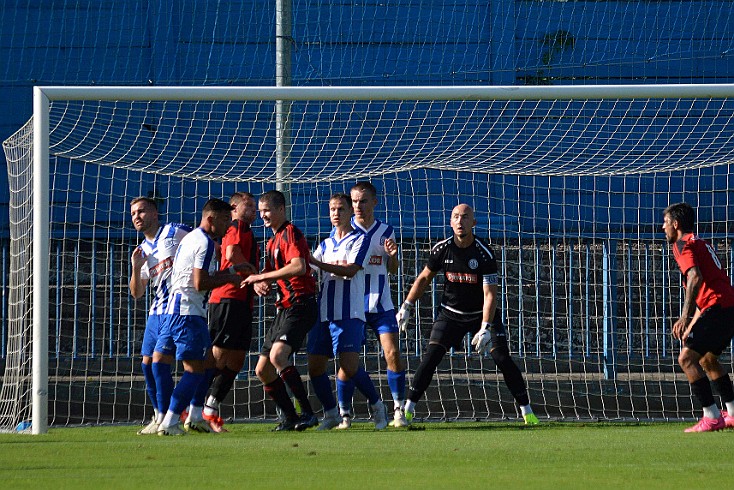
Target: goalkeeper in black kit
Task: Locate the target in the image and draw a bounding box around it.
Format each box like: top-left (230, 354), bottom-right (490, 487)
top-left (396, 204), bottom-right (538, 425)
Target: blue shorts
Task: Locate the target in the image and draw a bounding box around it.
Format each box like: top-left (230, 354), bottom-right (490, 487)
top-left (155, 314), bottom-right (210, 361)
top-left (307, 321), bottom-right (333, 357)
top-left (141, 314), bottom-right (174, 357)
top-left (365, 309), bottom-right (399, 336)
top-left (307, 319), bottom-right (366, 356)
top-left (330, 318), bottom-right (366, 355)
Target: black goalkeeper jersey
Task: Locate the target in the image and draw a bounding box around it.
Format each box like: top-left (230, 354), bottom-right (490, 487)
top-left (426, 235), bottom-right (499, 316)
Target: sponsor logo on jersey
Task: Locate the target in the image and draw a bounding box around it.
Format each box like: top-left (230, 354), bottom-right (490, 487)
top-left (446, 272), bottom-right (478, 284)
top-left (379, 237), bottom-right (386, 246)
top-left (445, 259), bottom-right (454, 264)
top-left (468, 259), bottom-right (479, 270)
top-left (149, 256), bottom-right (173, 278)
top-left (279, 334), bottom-right (288, 341)
top-left (369, 255), bottom-right (383, 265)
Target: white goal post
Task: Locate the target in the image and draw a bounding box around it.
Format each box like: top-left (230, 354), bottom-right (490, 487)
top-left (6, 84), bottom-right (734, 433)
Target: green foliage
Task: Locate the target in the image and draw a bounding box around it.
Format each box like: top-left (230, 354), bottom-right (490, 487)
top-left (0, 422), bottom-right (731, 489)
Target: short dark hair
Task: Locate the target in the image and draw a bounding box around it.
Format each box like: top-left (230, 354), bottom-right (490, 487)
top-left (330, 193), bottom-right (352, 207)
top-left (203, 198), bottom-right (233, 215)
top-left (129, 196), bottom-right (158, 211)
top-left (664, 202), bottom-right (695, 232)
top-left (230, 191), bottom-right (255, 206)
top-left (260, 190), bottom-right (286, 209)
top-left (351, 181), bottom-right (377, 198)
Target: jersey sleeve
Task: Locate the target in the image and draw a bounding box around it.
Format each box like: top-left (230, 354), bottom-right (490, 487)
top-left (140, 262), bottom-right (150, 281)
top-left (311, 239), bottom-right (325, 272)
top-left (283, 227), bottom-right (310, 264)
top-left (381, 226), bottom-right (396, 260)
top-left (426, 244), bottom-right (444, 272)
top-left (193, 234), bottom-right (216, 271)
top-left (231, 221), bottom-right (250, 249)
top-left (312, 240), bottom-right (325, 262)
top-left (482, 250), bottom-right (499, 285)
top-left (174, 224), bottom-right (193, 241)
top-left (263, 238), bottom-right (274, 273)
top-left (676, 242), bottom-right (698, 275)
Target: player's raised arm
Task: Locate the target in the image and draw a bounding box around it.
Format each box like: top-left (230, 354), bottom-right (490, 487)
top-left (384, 237), bottom-right (399, 274)
top-left (129, 246), bottom-right (148, 299)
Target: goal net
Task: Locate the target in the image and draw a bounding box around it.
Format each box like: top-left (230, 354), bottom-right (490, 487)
top-left (3, 85), bottom-right (734, 432)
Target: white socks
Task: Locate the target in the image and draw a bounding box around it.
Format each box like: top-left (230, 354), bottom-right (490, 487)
top-left (703, 404), bottom-right (721, 420)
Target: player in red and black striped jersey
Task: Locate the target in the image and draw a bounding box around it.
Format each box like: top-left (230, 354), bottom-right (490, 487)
top-left (396, 204), bottom-right (538, 425)
top-left (243, 190), bottom-right (319, 431)
top-left (663, 202), bottom-right (734, 432)
top-left (203, 192), bottom-right (260, 432)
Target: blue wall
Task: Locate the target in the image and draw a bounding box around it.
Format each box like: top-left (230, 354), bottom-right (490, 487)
top-left (2, 1), bottom-right (734, 237)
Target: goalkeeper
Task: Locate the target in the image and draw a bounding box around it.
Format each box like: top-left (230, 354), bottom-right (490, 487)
top-left (396, 203), bottom-right (538, 425)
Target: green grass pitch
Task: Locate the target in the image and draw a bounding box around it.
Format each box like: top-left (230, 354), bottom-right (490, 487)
top-left (1, 421), bottom-right (732, 489)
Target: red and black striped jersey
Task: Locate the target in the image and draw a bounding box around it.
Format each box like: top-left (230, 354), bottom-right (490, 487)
top-left (209, 219), bottom-right (260, 305)
top-left (265, 221), bottom-right (316, 309)
top-left (672, 232), bottom-right (734, 311)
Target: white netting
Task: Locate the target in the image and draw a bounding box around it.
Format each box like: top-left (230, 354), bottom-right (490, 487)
top-left (2, 86), bottom-right (734, 431)
top-left (45, 97), bottom-right (734, 180)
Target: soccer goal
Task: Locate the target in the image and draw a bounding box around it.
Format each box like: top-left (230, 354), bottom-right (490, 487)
top-left (3, 85), bottom-right (734, 434)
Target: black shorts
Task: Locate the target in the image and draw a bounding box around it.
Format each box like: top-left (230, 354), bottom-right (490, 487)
top-left (430, 309), bottom-right (509, 351)
top-left (208, 299), bottom-right (253, 351)
top-left (685, 305), bottom-right (734, 356)
top-left (430, 309), bottom-right (481, 350)
top-left (261, 296), bottom-right (318, 356)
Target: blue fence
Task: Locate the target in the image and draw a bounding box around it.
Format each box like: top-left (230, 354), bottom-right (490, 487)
top-left (5, 236), bottom-right (727, 375)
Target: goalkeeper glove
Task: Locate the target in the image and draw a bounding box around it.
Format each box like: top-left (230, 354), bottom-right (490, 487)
top-left (396, 301), bottom-right (414, 333)
top-left (471, 322), bottom-right (492, 354)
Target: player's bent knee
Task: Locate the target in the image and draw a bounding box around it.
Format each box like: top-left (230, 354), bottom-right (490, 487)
top-left (698, 353), bottom-right (721, 374)
top-left (338, 352), bottom-right (360, 378)
top-left (183, 359), bottom-right (205, 373)
top-left (678, 348), bottom-right (700, 369)
top-left (307, 355), bottom-right (329, 377)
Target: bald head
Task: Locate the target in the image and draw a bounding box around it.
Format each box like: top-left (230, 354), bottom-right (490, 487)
top-left (450, 204), bottom-right (476, 240)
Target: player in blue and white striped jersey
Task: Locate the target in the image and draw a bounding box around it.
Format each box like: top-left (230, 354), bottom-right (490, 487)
top-left (308, 193), bottom-right (388, 430)
top-left (153, 198), bottom-right (254, 435)
top-left (350, 181), bottom-right (408, 427)
top-left (129, 197), bottom-right (192, 435)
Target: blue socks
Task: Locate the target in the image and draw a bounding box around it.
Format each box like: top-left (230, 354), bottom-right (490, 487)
top-left (311, 372), bottom-right (337, 411)
top-left (337, 377), bottom-right (356, 415)
top-left (152, 362), bottom-right (173, 416)
top-left (169, 371), bottom-right (205, 415)
top-left (351, 368), bottom-right (380, 405)
top-left (192, 368), bottom-right (215, 407)
top-left (387, 369), bottom-right (406, 406)
top-left (141, 361), bottom-right (158, 412)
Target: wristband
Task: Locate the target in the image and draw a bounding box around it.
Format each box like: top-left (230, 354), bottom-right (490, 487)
top-left (228, 266), bottom-right (236, 274)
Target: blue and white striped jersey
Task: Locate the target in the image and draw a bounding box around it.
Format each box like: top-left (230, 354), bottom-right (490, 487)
top-left (165, 227), bottom-right (219, 318)
top-left (313, 228), bottom-right (370, 322)
top-left (138, 222), bottom-right (192, 316)
top-left (351, 217), bottom-right (396, 314)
